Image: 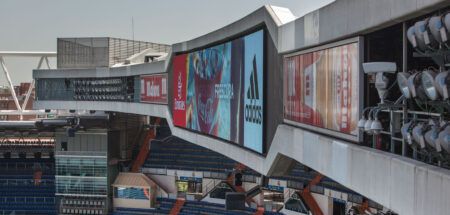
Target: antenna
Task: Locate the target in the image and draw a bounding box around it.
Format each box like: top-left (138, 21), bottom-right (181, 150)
top-left (131, 17), bottom-right (135, 40)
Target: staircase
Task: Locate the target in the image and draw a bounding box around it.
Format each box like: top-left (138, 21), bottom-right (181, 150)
top-left (169, 198), bottom-right (185, 215)
top-left (131, 118), bottom-right (161, 173)
top-left (299, 173), bottom-right (324, 215)
top-left (225, 163), bottom-right (259, 206)
top-left (246, 185), bottom-right (262, 199)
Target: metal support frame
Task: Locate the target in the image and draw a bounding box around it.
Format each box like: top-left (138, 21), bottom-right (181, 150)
top-left (0, 52), bottom-right (56, 120)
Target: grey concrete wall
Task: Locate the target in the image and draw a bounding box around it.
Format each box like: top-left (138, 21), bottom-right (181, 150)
top-left (33, 60), bottom-right (165, 79)
top-left (278, 0), bottom-right (450, 54)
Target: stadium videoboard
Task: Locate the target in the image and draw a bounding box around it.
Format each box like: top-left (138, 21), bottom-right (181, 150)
top-left (283, 38), bottom-right (361, 141)
top-left (172, 30), bottom-right (264, 153)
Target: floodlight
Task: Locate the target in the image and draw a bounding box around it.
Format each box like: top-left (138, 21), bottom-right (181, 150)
top-left (444, 13), bottom-right (450, 37)
top-left (407, 26), bottom-right (418, 49)
top-left (437, 124), bottom-right (450, 153)
top-left (424, 121), bottom-right (442, 152)
top-left (401, 121), bottom-right (414, 145)
top-left (421, 70), bottom-right (439, 100)
top-left (435, 71), bottom-right (450, 99)
top-left (412, 123), bottom-right (426, 149)
top-left (414, 21), bottom-right (429, 51)
top-left (407, 72), bottom-right (427, 100)
top-left (415, 20), bottom-right (437, 49)
top-left (428, 15), bottom-right (447, 43)
top-left (362, 62), bottom-right (397, 103)
top-left (397, 72), bottom-right (412, 98)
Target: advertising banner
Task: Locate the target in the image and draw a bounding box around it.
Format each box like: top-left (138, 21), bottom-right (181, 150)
top-left (172, 30), bottom-right (264, 153)
top-left (140, 74), bottom-right (168, 104)
top-left (283, 42), bottom-right (359, 136)
top-left (173, 54), bottom-right (187, 127)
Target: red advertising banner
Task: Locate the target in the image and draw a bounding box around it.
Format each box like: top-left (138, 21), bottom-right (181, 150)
top-left (172, 54), bottom-right (187, 127)
top-left (140, 74), bottom-right (168, 104)
top-left (283, 42), bottom-right (359, 136)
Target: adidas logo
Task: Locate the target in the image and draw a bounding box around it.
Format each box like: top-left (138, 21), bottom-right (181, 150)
top-left (245, 55), bottom-right (262, 124)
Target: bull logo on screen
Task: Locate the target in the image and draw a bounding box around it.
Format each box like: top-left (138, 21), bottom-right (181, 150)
top-left (245, 56), bottom-right (262, 124)
top-left (192, 49), bottom-right (224, 131)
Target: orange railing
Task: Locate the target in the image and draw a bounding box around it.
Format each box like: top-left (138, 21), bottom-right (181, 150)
top-left (169, 198), bottom-right (185, 215)
top-left (131, 118), bottom-right (161, 173)
top-left (299, 173), bottom-right (324, 215)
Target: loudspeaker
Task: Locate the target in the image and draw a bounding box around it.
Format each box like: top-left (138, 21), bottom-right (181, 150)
top-left (235, 173), bottom-right (243, 186)
top-left (225, 192), bottom-right (246, 211)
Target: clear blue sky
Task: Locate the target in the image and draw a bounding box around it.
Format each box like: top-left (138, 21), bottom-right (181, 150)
top-left (0, 0), bottom-right (333, 85)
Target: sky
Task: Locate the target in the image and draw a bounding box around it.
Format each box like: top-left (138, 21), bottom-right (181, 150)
top-left (0, 0), bottom-right (334, 85)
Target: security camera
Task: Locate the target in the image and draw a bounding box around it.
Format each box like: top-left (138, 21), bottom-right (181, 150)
top-left (363, 62), bottom-right (397, 104)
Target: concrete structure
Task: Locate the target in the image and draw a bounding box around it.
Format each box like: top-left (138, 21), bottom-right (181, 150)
top-left (34, 1), bottom-right (450, 214)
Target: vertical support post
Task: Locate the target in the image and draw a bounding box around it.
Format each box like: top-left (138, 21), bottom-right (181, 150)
top-left (390, 110), bottom-right (395, 153)
top-left (402, 22), bottom-right (408, 157)
top-left (21, 56), bottom-right (46, 118)
top-left (0, 57), bottom-right (22, 113)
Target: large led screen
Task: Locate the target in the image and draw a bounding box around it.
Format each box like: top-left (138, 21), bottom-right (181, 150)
top-left (173, 30), bottom-right (264, 153)
top-left (283, 42), bottom-right (359, 137)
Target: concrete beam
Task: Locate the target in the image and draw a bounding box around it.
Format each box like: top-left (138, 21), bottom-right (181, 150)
top-left (34, 100), bottom-right (450, 215)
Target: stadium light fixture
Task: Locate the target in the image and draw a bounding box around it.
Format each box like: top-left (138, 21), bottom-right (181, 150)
top-left (407, 26), bottom-right (419, 50)
top-left (407, 72), bottom-right (428, 100)
top-left (421, 70), bottom-right (439, 100)
top-left (437, 124), bottom-right (450, 153)
top-left (401, 121), bottom-right (414, 145)
top-left (435, 71), bottom-right (450, 100)
top-left (428, 15), bottom-right (448, 44)
top-left (412, 123), bottom-right (426, 149)
top-left (444, 13), bottom-right (450, 40)
top-left (414, 20), bottom-right (436, 50)
top-left (424, 120), bottom-right (442, 152)
top-left (397, 72), bottom-right (412, 99)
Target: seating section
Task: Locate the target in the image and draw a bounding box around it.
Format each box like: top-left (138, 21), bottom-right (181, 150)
top-left (274, 163), bottom-right (356, 195)
top-left (179, 200), bottom-right (255, 215)
top-left (112, 198), bottom-right (284, 215)
top-left (143, 136), bottom-right (238, 173)
top-left (111, 198), bottom-right (173, 215)
top-left (0, 158), bottom-right (56, 215)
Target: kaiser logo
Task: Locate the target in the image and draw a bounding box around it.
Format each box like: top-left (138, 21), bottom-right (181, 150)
top-left (245, 56), bottom-right (262, 124)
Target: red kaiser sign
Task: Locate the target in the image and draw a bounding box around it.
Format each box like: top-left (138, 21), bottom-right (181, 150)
top-left (172, 54), bottom-right (187, 127)
top-left (140, 74), bottom-right (168, 104)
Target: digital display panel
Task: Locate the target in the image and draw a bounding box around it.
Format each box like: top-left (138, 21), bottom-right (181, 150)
top-left (283, 42), bottom-right (359, 137)
top-left (172, 30), bottom-right (264, 153)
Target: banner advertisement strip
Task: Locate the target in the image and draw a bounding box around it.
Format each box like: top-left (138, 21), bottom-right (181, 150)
top-left (140, 74), bottom-right (168, 104)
